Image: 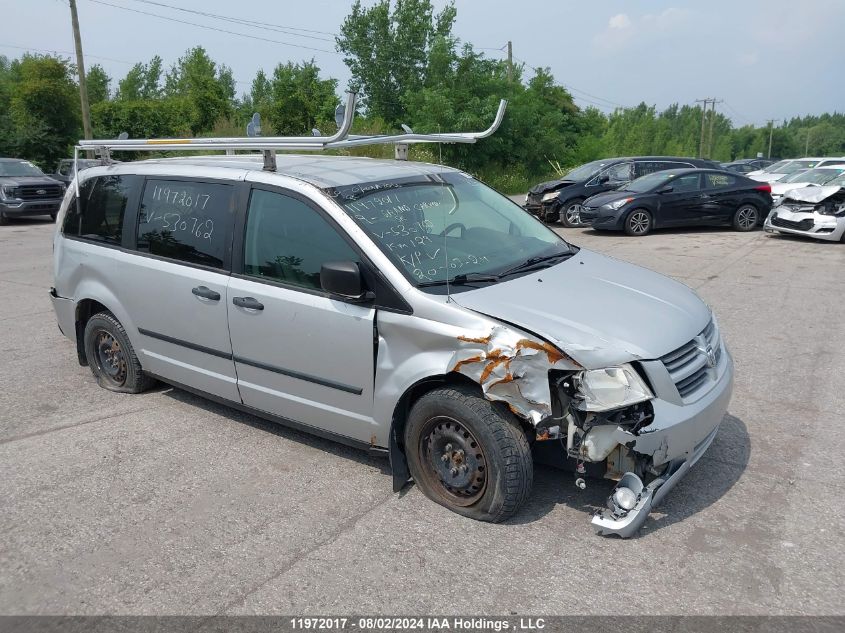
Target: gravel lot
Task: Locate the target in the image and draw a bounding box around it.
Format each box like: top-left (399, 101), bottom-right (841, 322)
top-left (1, 215), bottom-right (843, 615)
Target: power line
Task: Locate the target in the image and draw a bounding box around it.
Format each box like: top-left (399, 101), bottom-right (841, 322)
top-left (0, 42), bottom-right (133, 65)
top-left (86, 0), bottom-right (341, 55)
top-left (127, 0), bottom-right (338, 42)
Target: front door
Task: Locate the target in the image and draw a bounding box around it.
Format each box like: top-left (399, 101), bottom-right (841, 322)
top-left (655, 172), bottom-right (709, 226)
top-left (227, 186), bottom-right (378, 444)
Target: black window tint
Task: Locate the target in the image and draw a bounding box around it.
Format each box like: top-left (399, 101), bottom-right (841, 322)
top-left (62, 175), bottom-right (140, 244)
top-left (243, 189), bottom-right (358, 291)
top-left (705, 173), bottom-right (736, 188)
top-left (136, 179), bottom-right (234, 268)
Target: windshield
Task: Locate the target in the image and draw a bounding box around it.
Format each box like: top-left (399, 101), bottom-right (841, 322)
top-left (0, 160), bottom-right (44, 177)
top-left (325, 173), bottom-right (572, 290)
top-left (781, 160), bottom-right (818, 174)
top-left (563, 160), bottom-right (610, 182)
top-left (762, 160), bottom-right (789, 173)
top-left (827, 173), bottom-right (845, 187)
top-left (622, 171), bottom-right (679, 193)
top-left (784, 168), bottom-right (845, 184)
top-left (57, 159), bottom-right (99, 176)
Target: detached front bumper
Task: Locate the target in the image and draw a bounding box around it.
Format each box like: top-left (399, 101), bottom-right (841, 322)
top-left (591, 348), bottom-right (734, 537)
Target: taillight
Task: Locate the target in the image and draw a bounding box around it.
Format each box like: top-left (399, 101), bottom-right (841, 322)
top-left (755, 184), bottom-right (772, 193)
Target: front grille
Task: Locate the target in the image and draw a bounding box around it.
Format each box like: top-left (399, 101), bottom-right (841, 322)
top-left (771, 216), bottom-right (814, 231)
top-left (527, 192), bottom-right (542, 205)
top-left (660, 319), bottom-right (722, 399)
top-left (14, 184), bottom-right (63, 200)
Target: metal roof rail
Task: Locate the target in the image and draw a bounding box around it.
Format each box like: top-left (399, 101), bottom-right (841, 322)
top-left (74, 94), bottom-right (508, 170)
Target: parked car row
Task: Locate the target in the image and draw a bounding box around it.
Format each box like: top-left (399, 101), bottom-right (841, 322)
top-left (526, 154), bottom-right (845, 241)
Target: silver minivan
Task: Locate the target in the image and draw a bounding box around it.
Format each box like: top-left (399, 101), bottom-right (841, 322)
top-left (51, 153), bottom-right (733, 537)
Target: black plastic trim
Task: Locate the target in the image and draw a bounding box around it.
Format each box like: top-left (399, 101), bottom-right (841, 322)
top-left (233, 355), bottom-right (363, 395)
top-left (137, 327), bottom-right (233, 360)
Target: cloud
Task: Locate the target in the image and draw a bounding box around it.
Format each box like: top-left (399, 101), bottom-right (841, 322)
top-left (593, 7), bottom-right (692, 53)
top-left (608, 13), bottom-right (631, 30)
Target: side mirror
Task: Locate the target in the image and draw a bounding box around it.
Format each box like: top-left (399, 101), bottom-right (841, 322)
top-left (321, 261), bottom-right (367, 300)
top-left (657, 185), bottom-right (674, 194)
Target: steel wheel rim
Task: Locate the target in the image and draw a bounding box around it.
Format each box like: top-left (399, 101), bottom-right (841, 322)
top-left (566, 203), bottom-right (582, 225)
top-left (418, 415), bottom-right (487, 507)
top-left (94, 329), bottom-right (127, 386)
top-left (737, 206), bottom-right (757, 229)
top-left (629, 211), bottom-right (650, 234)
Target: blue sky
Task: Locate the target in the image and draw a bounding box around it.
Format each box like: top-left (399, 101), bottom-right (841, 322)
top-left (3, 0), bottom-right (843, 126)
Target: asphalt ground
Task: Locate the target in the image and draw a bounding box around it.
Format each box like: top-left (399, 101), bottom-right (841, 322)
top-left (1, 214), bottom-right (843, 616)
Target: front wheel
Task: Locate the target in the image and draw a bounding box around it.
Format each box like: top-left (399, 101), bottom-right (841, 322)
top-left (624, 209), bottom-right (653, 236)
top-left (560, 199), bottom-right (586, 227)
top-left (405, 385), bottom-right (533, 522)
top-left (732, 204), bottom-right (759, 231)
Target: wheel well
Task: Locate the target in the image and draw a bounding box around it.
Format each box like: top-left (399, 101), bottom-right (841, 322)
top-left (74, 299), bottom-right (110, 365)
top-left (388, 372), bottom-right (535, 491)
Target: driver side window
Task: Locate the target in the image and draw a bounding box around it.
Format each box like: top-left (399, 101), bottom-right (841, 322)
top-left (670, 173), bottom-right (702, 193)
top-left (604, 162), bottom-right (633, 183)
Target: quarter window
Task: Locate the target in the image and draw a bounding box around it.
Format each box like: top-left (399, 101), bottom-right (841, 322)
top-left (136, 179), bottom-right (234, 268)
top-left (243, 189), bottom-right (359, 291)
top-left (63, 175), bottom-right (141, 244)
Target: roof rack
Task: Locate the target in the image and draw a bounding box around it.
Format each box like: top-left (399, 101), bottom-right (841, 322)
top-left (75, 93), bottom-right (507, 171)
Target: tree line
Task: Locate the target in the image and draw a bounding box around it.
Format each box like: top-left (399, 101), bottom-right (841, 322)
top-left (1, 0), bottom-right (843, 191)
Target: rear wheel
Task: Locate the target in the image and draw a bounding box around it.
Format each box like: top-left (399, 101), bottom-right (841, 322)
top-left (560, 199), bottom-right (585, 227)
top-left (405, 385), bottom-right (533, 522)
top-left (0, 212), bottom-right (8, 226)
top-left (624, 209), bottom-right (653, 236)
top-left (83, 312), bottom-right (156, 393)
top-left (732, 204), bottom-right (759, 231)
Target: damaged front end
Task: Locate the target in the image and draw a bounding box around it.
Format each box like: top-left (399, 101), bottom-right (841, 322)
top-left (448, 322), bottom-right (733, 538)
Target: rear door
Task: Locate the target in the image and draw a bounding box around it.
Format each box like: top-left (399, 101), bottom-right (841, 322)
top-left (119, 176), bottom-right (241, 401)
top-left (655, 172), bottom-right (708, 226)
top-left (226, 185), bottom-right (377, 444)
top-left (701, 171), bottom-right (742, 222)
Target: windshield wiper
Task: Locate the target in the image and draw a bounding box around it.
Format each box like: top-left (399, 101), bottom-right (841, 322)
top-left (498, 251), bottom-right (574, 278)
top-left (417, 272), bottom-right (501, 288)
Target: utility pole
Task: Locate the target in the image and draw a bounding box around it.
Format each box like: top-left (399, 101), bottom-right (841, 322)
top-left (506, 40), bottom-right (513, 83)
top-left (707, 99), bottom-right (723, 159)
top-left (696, 98), bottom-right (711, 158)
top-left (766, 119), bottom-right (780, 159)
top-left (69, 0), bottom-right (93, 143)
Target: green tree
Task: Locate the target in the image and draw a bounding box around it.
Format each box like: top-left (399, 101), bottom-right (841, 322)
top-left (267, 60), bottom-right (339, 135)
top-left (7, 54), bottom-right (80, 166)
top-left (86, 64), bottom-right (111, 105)
top-left (164, 47), bottom-right (233, 134)
top-left (117, 55), bottom-right (163, 100)
top-left (337, 0), bottom-right (456, 123)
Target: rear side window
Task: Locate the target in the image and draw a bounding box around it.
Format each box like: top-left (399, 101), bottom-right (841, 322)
top-left (63, 175), bottom-right (141, 245)
top-left (243, 189), bottom-right (359, 291)
top-left (705, 173), bottom-right (736, 188)
top-left (136, 179), bottom-right (234, 268)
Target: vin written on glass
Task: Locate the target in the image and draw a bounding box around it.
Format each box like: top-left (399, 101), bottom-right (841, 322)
top-left (150, 185), bottom-right (212, 210)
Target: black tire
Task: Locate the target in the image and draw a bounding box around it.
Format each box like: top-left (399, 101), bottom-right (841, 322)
top-left (560, 199), bottom-right (585, 227)
top-left (624, 208), bottom-right (653, 236)
top-left (83, 312), bottom-right (156, 393)
top-left (49, 211), bottom-right (57, 221)
top-left (732, 204), bottom-right (759, 231)
top-left (0, 212), bottom-right (8, 226)
top-left (405, 384), bottom-right (533, 522)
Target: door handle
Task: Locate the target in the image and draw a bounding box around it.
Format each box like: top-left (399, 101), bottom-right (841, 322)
top-left (192, 285), bottom-right (221, 301)
top-left (232, 296), bottom-right (264, 311)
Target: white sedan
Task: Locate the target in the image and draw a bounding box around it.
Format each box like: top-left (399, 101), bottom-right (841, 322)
top-left (749, 157), bottom-right (845, 183)
top-left (770, 166), bottom-right (845, 204)
top-left (765, 177), bottom-right (845, 242)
